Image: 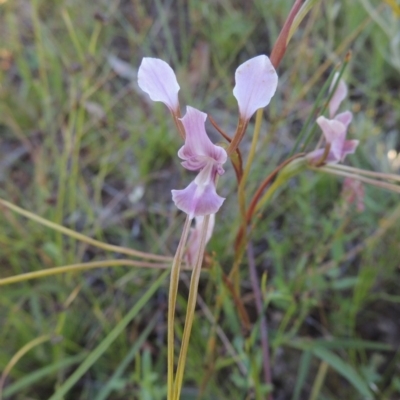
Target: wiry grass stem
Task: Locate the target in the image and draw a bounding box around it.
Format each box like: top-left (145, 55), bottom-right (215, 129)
top-left (0, 259), bottom-right (173, 286)
top-left (0, 198), bottom-right (172, 262)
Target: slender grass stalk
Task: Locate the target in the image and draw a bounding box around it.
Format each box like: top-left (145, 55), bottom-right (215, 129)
top-left (308, 361), bottom-right (329, 400)
top-left (288, 13), bottom-right (374, 111)
top-left (31, 0), bottom-right (50, 99)
top-left (55, 85), bottom-right (78, 252)
top-left (0, 259), bottom-right (173, 286)
top-left (61, 9), bottom-right (85, 64)
top-left (0, 198), bottom-right (172, 262)
top-left (168, 216), bottom-right (192, 400)
top-left (88, 22), bottom-right (102, 56)
top-left (68, 102), bottom-right (86, 230)
top-left (325, 164), bottom-right (400, 182)
top-left (0, 335), bottom-right (52, 400)
top-left (315, 166), bottom-right (400, 194)
top-left (2, 355), bottom-right (86, 398)
top-left (173, 216), bottom-right (210, 400)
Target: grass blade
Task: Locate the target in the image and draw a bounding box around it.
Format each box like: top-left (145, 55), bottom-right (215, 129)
top-left (94, 312), bottom-right (161, 400)
top-left (3, 354), bottom-right (86, 398)
top-left (47, 270), bottom-right (169, 400)
top-left (291, 350), bottom-right (312, 400)
top-left (312, 347), bottom-right (373, 398)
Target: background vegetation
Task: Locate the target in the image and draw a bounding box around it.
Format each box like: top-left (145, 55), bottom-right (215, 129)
top-left (0, 0), bottom-right (399, 399)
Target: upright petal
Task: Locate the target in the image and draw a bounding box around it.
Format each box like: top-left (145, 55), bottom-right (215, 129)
top-left (178, 106), bottom-right (227, 170)
top-left (329, 72), bottom-right (348, 118)
top-left (335, 111), bottom-right (353, 128)
top-left (137, 58), bottom-right (180, 112)
top-left (316, 116), bottom-right (346, 162)
top-left (233, 55), bottom-right (278, 121)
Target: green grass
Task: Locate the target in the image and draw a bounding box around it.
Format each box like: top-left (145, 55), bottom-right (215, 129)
top-left (0, 0), bottom-right (400, 399)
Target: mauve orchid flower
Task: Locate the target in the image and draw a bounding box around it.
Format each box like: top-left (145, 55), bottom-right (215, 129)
top-left (186, 214), bottom-right (215, 266)
top-left (172, 107), bottom-right (227, 218)
top-left (137, 55), bottom-right (277, 217)
top-left (233, 55), bottom-right (278, 121)
top-left (307, 74), bottom-right (358, 165)
top-left (307, 116), bottom-right (359, 164)
top-left (138, 58), bottom-right (180, 113)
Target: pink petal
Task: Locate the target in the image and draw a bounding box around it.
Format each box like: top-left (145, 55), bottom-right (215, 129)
top-left (171, 179), bottom-right (225, 219)
top-left (233, 55), bottom-right (278, 121)
top-left (335, 111), bottom-right (353, 128)
top-left (341, 140), bottom-right (359, 161)
top-left (316, 116), bottom-right (346, 162)
top-left (186, 214), bottom-right (215, 266)
top-left (178, 106), bottom-right (227, 170)
top-left (329, 72), bottom-right (348, 118)
top-left (137, 58), bottom-right (180, 112)
top-left (306, 148), bottom-right (325, 163)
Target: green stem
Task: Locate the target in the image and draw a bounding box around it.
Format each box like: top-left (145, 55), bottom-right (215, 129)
top-left (173, 216), bottom-right (210, 400)
top-left (232, 109), bottom-right (263, 291)
top-left (168, 216), bottom-right (192, 400)
top-left (238, 109), bottom-right (264, 217)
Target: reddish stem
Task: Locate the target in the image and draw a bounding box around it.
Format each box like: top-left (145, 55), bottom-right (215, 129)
top-left (234, 154), bottom-right (304, 251)
top-left (270, 0), bottom-right (305, 68)
top-left (209, 114), bottom-right (244, 182)
top-left (222, 274), bottom-right (251, 333)
top-left (246, 154), bottom-right (304, 223)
